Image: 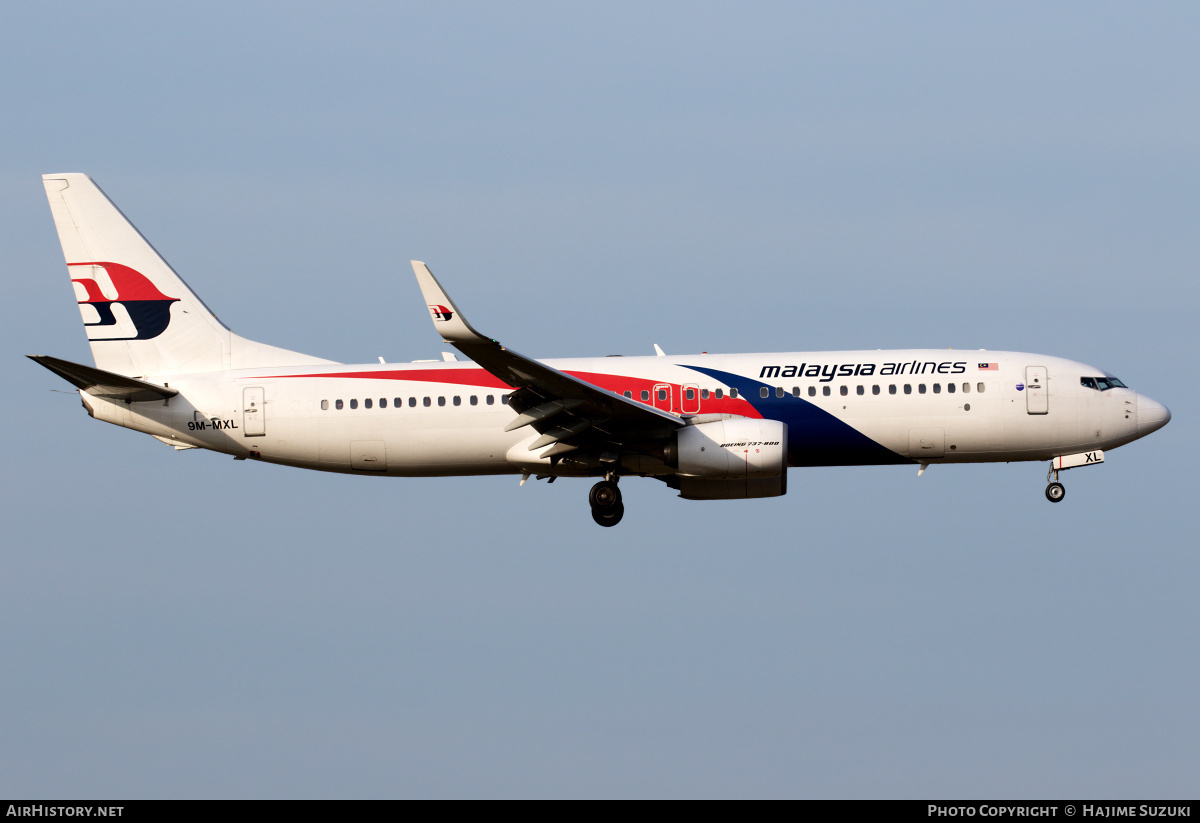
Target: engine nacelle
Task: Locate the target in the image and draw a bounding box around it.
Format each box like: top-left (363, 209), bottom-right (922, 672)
top-left (668, 418), bottom-right (788, 480)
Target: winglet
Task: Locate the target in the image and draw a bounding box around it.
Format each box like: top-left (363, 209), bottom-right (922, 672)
top-left (411, 261), bottom-right (487, 344)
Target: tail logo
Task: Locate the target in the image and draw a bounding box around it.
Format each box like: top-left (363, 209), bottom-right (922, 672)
top-left (428, 304), bottom-right (454, 322)
top-left (69, 262), bottom-right (179, 341)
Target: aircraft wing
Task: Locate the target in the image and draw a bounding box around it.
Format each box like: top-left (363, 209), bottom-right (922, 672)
top-left (28, 355), bottom-right (179, 402)
top-left (411, 262), bottom-right (684, 456)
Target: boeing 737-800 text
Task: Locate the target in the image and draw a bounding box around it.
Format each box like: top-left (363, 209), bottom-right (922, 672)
top-left (30, 174), bottom-right (1171, 526)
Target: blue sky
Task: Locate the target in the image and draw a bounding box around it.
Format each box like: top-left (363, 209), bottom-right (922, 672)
top-left (2, 2), bottom-right (1197, 798)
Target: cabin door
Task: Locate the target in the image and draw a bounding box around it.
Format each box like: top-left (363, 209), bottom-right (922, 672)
top-left (681, 384), bottom-right (701, 414)
top-left (1025, 366), bottom-right (1048, 414)
top-left (243, 387), bottom-right (266, 436)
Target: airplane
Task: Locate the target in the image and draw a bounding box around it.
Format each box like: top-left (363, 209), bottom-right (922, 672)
top-left (30, 173), bottom-right (1172, 527)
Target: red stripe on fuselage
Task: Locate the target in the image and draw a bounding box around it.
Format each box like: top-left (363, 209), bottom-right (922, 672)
top-left (255, 367), bottom-right (762, 418)
top-left (566, 371), bottom-right (762, 418)
top-left (277, 367), bottom-right (512, 389)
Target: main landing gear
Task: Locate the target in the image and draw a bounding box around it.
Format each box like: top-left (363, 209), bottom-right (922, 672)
top-left (1045, 464), bottom-right (1065, 503)
top-left (589, 476), bottom-right (624, 527)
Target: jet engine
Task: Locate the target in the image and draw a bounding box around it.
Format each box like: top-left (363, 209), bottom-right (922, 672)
top-left (666, 418), bottom-right (788, 499)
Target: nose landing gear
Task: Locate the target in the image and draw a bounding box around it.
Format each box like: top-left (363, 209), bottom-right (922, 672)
top-left (1045, 464), bottom-right (1065, 503)
top-left (589, 477), bottom-right (624, 527)
top-left (1042, 451), bottom-right (1105, 503)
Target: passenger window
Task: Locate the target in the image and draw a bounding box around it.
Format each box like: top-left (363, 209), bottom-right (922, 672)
top-left (453, 396), bottom-right (461, 406)
top-left (686, 388), bottom-right (696, 400)
top-left (730, 388), bottom-right (739, 399)
top-left (438, 397), bottom-right (446, 406)
top-left (624, 391), bottom-right (632, 399)
top-left (947, 383), bottom-right (955, 394)
top-left (760, 387), bottom-right (770, 398)
top-left (381, 398), bottom-right (388, 408)
top-left (394, 397), bottom-right (402, 407)
top-left (933, 384), bottom-right (941, 394)
top-left (364, 398), bottom-right (373, 409)
top-left (409, 397), bottom-right (417, 407)
top-left (702, 389), bottom-right (710, 399)
top-left (423, 397), bottom-right (431, 407)
top-left (350, 399), bottom-right (358, 409)
top-left (872, 385), bottom-right (880, 395)
top-left (641, 390), bottom-right (649, 401)
top-left (840, 385), bottom-right (848, 396)
top-left (808, 386), bottom-right (816, 397)
top-left (321, 400), bottom-right (329, 410)
top-left (919, 384), bottom-right (926, 394)
top-left (822, 386), bottom-right (831, 397)
top-left (502, 395), bottom-right (510, 405)
top-left (470, 395), bottom-right (478, 405)
top-left (792, 387), bottom-right (800, 397)
top-left (856, 385), bottom-right (864, 396)
top-left (962, 382), bottom-right (970, 393)
top-left (775, 387), bottom-right (784, 398)
top-left (889, 385), bottom-right (897, 395)
top-left (977, 383), bottom-right (986, 393)
top-left (904, 384), bottom-right (912, 395)
top-left (336, 399), bottom-right (343, 410)
top-left (486, 395), bottom-right (494, 405)
top-left (715, 388), bottom-right (723, 399)
top-left (658, 389), bottom-right (667, 401)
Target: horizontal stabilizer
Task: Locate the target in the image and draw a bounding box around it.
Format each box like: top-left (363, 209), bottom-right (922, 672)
top-left (28, 355), bottom-right (178, 402)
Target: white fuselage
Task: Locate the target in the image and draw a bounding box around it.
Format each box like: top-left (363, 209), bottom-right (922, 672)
top-left (79, 349), bottom-right (1161, 478)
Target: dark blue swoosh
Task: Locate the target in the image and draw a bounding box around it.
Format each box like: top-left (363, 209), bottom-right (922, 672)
top-left (683, 365), bottom-right (913, 466)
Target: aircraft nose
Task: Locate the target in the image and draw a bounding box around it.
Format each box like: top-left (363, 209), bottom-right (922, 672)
top-left (1137, 394), bottom-right (1171, 436)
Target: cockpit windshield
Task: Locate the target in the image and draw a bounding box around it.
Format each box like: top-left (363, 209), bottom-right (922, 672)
top-left (1081, 376), bottom-right (1127, 391)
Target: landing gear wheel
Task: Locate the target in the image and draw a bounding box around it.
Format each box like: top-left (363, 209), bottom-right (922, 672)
top-left (589, 480), bottom-right (621, 510)
top-left (589, 479), bottom-right (624, 526)
top-left (591, 502), bottom-right (624, 527)
top-left (1045, 482), bottom-right (1065, 503)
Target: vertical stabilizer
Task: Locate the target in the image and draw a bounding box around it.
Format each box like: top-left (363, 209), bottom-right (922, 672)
top-left (43, 174), bottom-right (337, 376)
